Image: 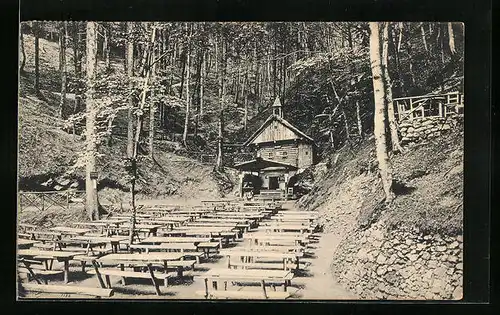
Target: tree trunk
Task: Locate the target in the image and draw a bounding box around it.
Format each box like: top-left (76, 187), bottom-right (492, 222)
top-left (420, 23), bottom-right (428, 52)
top-left (356, 100), bottom-right (363, 139)
top-left (126, 22), bottom-right (135, 158)
top-left (199, 50), bottom-right (205, 116)
top-left (85, 22), bottom-right (100, 221)
top-left (182, 27), bottom-right (192, 147)
top-left (129, 26), bottom-right (156, 246)
top-left (19, 26), bottom-right (26, 74)
top-left (72, 22), bottom-right (82, 114)
top-left (448, 22), bottom-right (456, 54)
top-left (216, 36), bottom-right (226, 171)
top-left (34, 22), bottom-right (40, 94)
top-left (369, 22), bottom-right (394, 203)
top-left (243, 65), bottom-right (249, 131)
top-left (149, 28), bottom-right (157, 157)
top-left (58, 22), bottom-right (67, 119)
top-left (381, 22), bottom-right (404, 153)
top-left (103, 26), bottom-right (111, 72)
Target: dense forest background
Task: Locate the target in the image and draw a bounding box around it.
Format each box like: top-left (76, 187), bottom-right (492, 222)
top-left (19, 22), bottom-right (463, 158)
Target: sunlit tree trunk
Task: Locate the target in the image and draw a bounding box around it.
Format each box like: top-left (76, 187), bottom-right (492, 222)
top-left (216, 36), bottom-right (226, 171)
top-left (71, 22), bottom-right (82, 114)
top-left (85, 22), bottom-right (100, 220)
top-left (420, 23), bottom-right (428, 52)
top-left (182, 24), bottom-right (192, 147)
top-left (149, 28), bottom-right (157, 157)
top-left (448, 22), bottom-right (456, 55)
top-left (356, 100), bottom-right (363, 139)
top-left (369, 22), bottom-right (394, 203)
top-left (103, 25), bottom-right (111, 72)
top-left (58, 22), bottom-right (67, 119)
top-left (381, 22), bottom-right (404, 153)
top-left (34, 22), bottom-right (40, 94)
top-left (126, 22), bottom-right (135, 158)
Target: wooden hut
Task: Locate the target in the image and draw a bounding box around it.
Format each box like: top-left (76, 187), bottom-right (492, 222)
top-left (234, 97), bottom-right (315, 199)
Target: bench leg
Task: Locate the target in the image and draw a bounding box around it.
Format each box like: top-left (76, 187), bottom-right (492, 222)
top-left (146, 264), bottom-right (161, 296)
top-left (105, 275), bottom-right (112, 288)
top-left (120, 264), bottom-right (126, 285)
top-left (63, 260), bottom-right (69, 283)
top-left (91, 260), bottom-right (106, 289)
top-left (81, 261), bottom-right (86, 272)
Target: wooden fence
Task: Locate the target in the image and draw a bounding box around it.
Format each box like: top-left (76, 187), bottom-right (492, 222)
top-left (18, 190), bottom-right (86, 212)
top-left (394, 92), bottom-right (464, 122)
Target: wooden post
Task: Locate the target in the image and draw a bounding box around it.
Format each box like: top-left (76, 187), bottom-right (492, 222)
top-left (204, 278), bottom-right (209, 298)
top-left (91, 260), bottom-right (106, 288)
top-left (260, 280), bottom-right (268, 299)
top-left (146, 263), bottom-right (161, 296)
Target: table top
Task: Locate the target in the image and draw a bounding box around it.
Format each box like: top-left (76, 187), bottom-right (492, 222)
top-left (118, 223), bottom-right (164, 229)
top-left (203, 268), bottom-right (292, 280)
top-left (141, 236), bottom-right (214, 243)
top-left (18, 249), bottom-right (81, 258)
top-left (132, 243), bottom-right (197, 250)
top-left (220, 250), bottom-right (301, 259)
top-left (50, 227), bottom-right (92, 234)
top-left (244, 233), bottom-right (309, 240)
top-left (97, 252), bottom-right (184, 262)
top-left (73, 235), bottom-right (129, 243)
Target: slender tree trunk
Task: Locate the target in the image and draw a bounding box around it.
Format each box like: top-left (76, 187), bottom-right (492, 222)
top-left (85, 22), bottom-right (100, 221)
top-left (34, 23), bottom-right (40, 94)
top-left (397, 22), bottom-right (403, 53)
top-left (448, 22), bottom-right (456, 55)
top-left (103, 26), bottom-right (111, 72)
top-left (19, 26), bottom-right (26, 74)
top-left (420, 23), bottom-right (428, 52)
top-left (216, 36), bottom-right (226, 171)
top-left (369, 22), bottom-right (394, 203)
top-left (356, 100), bottom-right (363, 139)
top-left (129, 26), bottom-right (156, 247)
top-left (403, 23), bottom-right (417, 87)
top-left (58, 22), bottom-right (67, 119)
top-left (199, 51), bottom-right (205, 116)
top-left (149, 28), bottom-right (157, 157)
top-left (381, 22), bottom-right (404, 153)
top-left (72, 22), bottom-right (82, 114)
top-left (182, 26), bottom-right (192, 147)
top-left (126, 22), bottom-right (135, 158)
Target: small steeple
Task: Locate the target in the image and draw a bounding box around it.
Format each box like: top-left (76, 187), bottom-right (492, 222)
top-left (272, 96), bottom-right (283, 118)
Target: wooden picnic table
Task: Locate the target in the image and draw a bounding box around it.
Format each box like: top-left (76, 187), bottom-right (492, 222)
top-left (50, 227), bottom-right (92, 236)
top-left (200, 268), bottom-right (294, 291)
top-left (259, 224), bottom-right (314, 233)
top-left (97, 252), bottom-right (184, 265)
top-left (18, 249), bottom-right (81, 283)
top-left (141, 236), bottom-right (214, 244)
top-left (116, 223), bottom-right (164, 236)
top-left (71, 235), bottom-right (129, 253)
top-left (244, 233), bottom-right (310, 246)
top-left (130, 242), bottom-right (198, 253)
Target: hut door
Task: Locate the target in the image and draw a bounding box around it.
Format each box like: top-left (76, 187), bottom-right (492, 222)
top-left (269, 177), bottom-right (279, 190)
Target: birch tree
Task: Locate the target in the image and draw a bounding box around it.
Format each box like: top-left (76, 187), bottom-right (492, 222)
top-left (33, 22), bottom-right (40, 94)
top-left (85, 22), bottom-right (100, 220)
top-left (369, 22), bottom-right (394, 203)
top-left (58, 21), bottom-right (67, 119)
top-left (381, 22), bottom-right (403, 153)
top-left (126, 22), bottom-right (135, 158)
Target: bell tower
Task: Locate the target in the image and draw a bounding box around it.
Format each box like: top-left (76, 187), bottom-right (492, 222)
top-left (272, 96), bottom-right (283, 118)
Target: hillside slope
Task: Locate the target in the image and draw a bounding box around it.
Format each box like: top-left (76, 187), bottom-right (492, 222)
top-left (18, 35), bottom-right (237, 204)
top-left (298, 127), bottom-right (463, 299)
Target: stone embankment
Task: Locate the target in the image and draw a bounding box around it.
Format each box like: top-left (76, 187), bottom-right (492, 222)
top-left (399, 113), bottom-right (461, 144)
top-left (331, 219), bottom-right (463, 300)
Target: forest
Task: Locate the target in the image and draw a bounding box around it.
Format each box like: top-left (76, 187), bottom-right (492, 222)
top-left (18, 21), bottom-right (464, 219)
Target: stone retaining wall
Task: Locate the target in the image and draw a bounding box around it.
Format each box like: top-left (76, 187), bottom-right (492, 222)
top-left (332, 220), bottom-right (463, 300)
top-left (399, 113), bottom-right (462, 144)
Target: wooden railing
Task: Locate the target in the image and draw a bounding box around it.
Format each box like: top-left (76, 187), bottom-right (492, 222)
top-left (394, 92), bottom-right (464, 122)
top-left (18, 190), bottom-right (86, 212)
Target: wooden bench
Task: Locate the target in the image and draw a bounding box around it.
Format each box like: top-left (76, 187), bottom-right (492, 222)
top-left (196, 278), bottom-right (291, 299)
top-left (19, 283), bottom-right (114, 298)
top-left (227, 260), bottom-right (310, 271)
top-left (18, 264), bottom-right (64, 284)
top-left (86, 262), bottom-right (171, 296)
